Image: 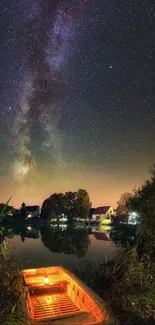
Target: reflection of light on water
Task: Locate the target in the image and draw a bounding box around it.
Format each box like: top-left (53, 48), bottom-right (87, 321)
top-left (59, 224), bottom-right (67, 229)
top-left (99, 225), bottom-right (111, 231)
top-left (92, 225), bottom-right (111, 232)
top-left (59, 216), bottom-right (67, 222)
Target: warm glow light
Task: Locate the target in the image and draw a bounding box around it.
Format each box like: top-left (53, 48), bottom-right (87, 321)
top-left (27, 226), bottom-right (32, 231)
top-left (44, 276), bottom-right (50, 285)
top-left (45, 296), bottom-right (55, 304)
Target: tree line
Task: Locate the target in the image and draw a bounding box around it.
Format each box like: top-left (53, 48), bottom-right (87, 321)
top-left (41, 189), bottom-right (92, 222)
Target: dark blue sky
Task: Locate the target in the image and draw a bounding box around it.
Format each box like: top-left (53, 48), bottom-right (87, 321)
top-left (0, 0), bottom-right (155, 207)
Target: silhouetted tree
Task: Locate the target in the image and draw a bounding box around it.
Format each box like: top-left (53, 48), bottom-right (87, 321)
top-left (41, 193), bottom-right (66, 220)
top-left (21, 202), bottom-right (26, 209)
top-left (41, 189), bottom-right (91, 222)
top-left (20, 202), bottom-right (27, 218)
top-left (75, 189), bottom-right (92, 219)
top-left (127, 164), bottom-right (155, 258)
top-left (116, 192), bottom-right (133, 214)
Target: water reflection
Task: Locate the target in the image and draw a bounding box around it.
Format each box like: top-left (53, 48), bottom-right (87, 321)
top-left (110, 224), bottom-right (137, 246)
top-left (0, 223), bottom-right (137, 261)
top-left (41, 226), bottom-right (90, 257)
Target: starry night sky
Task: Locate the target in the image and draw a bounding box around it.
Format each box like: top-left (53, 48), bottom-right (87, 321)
top-left (0, 0), bottom-right (155, 208)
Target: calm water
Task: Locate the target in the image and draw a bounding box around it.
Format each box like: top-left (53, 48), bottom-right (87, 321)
top-left (1, 223), bottom-right (136, 272)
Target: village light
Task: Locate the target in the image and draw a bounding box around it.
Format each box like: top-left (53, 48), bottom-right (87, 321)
top-left (128, 212), bottom-right (139, 225)
top-left (44, 276), bottom-right (50, 285)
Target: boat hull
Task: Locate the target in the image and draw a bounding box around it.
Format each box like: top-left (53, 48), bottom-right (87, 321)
top-left (19, 266), bottom-right (117, 325)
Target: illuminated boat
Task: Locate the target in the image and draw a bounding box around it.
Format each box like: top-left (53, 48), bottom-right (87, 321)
top-left (20, 266), bottom-right (116, 325)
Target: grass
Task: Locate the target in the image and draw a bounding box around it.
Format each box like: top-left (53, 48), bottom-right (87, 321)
top-left (76, 246), bottom-right (155, 324)
top-left (0, 196), bottom-right (13, 223)
top-left (0, 238), bottom-right (27, 325)
top-left (0, 199), bottom-right (28, 325)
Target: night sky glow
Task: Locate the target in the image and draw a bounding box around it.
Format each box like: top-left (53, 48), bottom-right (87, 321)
top-left (0, 0), bottom-right (155, 207)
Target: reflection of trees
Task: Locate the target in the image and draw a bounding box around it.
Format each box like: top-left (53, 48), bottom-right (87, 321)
top-left (41, 227), bottom-right (90, 258)
top-left (110, 224), bottom-right (137, 247)
top-left (0, 225), bottom-right (40, 243)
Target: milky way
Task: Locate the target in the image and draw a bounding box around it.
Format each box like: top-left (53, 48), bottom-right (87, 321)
top-left (0, 0), bottom-right (155, 207)
top-left (1, 0), bottom-right (84, 181)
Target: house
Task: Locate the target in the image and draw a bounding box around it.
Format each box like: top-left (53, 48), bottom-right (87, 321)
top-left (23, 206), bottom-right (41, 219)
top-left (92, 231), bottom-right (110, 241)
top-left (92, 206), bottom-right (115, 223)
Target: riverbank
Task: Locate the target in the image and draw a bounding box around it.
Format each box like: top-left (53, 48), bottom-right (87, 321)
top-left (0, 222), bottom-right (154, 324)
top-left (76, 246), bottom-right (155, 325)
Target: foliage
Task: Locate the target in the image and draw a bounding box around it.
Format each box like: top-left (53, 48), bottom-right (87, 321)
top-left (77, 165), bottom-right (155, 324)
top-left (0, 197), bottom-right (14, 222)
top-left (75, 189), bottom-right (92, 219)
top-left (41, 226), bottom-right (90, 257)
top-left (0, 248), bottom-right (26, 325)
top-left (0, 238), bottom-right (26, 324)
top-left (0, 198), bottom-right (27, 325)
top-left (77, 247), bottom-right (155, 323)
top-left (127, 164), bottom-right (155, 258)
top-left (41, 189), bottom-right (91, 221)
top-left (116, 192), bottom-right (133, 214)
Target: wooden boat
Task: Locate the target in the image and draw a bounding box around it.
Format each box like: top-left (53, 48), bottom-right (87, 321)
top-left (19, 266), bottom-right (116, 325)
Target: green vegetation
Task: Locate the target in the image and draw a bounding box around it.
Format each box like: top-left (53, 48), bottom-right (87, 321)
top-left (1, 166), bottom-right (155, 324)
top-left (116, 192), bottom-right (133, 214)
top-left (77, 165), bottom-right (155, 324)
top-left (127, 164), bottom-right (155, 260)
top-left (0, 197), bottom-right (14, 223)
top-left (41, 189), bottom-right (91, 222)
top-left (0, 200), bottom-right (26, 325)
top-left (0, 242), bottom-right (26, 325)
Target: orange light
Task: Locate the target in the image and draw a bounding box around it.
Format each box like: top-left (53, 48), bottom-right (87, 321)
top-left (45, 296), bottom-right (55, 304)
top-left (44, 276), bottom-right (50, 285)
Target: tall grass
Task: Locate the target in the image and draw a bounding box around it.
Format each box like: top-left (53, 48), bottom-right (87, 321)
top-left (77, 246), bottom-right (155, 324)
top-left (0, 196), bottom-right (13, 223)
top-left (0, 199), bottom-right (27, 325)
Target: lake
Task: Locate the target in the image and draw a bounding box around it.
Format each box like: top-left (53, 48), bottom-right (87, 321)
top-left (1, 223), bottom-right (136, 272)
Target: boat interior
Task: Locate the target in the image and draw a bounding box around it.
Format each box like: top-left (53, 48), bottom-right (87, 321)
top-left (21, 266), bottom-right (111, 324)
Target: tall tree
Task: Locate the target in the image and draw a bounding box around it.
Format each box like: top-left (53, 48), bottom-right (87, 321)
top-left (117, 192), bottom-right (133, 214)
top-left (41, 193), bottom-right (66, 220)
top-left (75, 189), bottom-right (92, 219)
top-left (127, 164), bottom-right (155, 258)
top-left (65, 191), bottom-right (77, 222)
top-left (41, 189), bottom-right (91, 221)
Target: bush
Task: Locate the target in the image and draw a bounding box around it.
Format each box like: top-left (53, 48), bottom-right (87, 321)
top-left (0, 234), bottom-right (26, 324)
top-left (77, 246), bottom-right (155, 324)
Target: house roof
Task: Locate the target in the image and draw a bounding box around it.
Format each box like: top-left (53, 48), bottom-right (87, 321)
top-left (94, 206), bottom-right (111, 214)
top-left (93, 231), bottom-right (110, 241)
top-left (25, 206), bottom-right (40, 212)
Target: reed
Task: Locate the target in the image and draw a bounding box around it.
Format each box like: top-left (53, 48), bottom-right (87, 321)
top-left (0, 199), bottom-right (26, 325)
top-left (76, 246), bottom-right (155, 324)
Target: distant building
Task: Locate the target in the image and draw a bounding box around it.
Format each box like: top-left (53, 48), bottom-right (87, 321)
top-left (112, 213), bottom-right (129, 224)
top-left (92, 206), bottom-right (115, 223)
top-left (24, 206), bottom-right (41, 219)
top-left (92, 231), bottom-right (110, 241)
